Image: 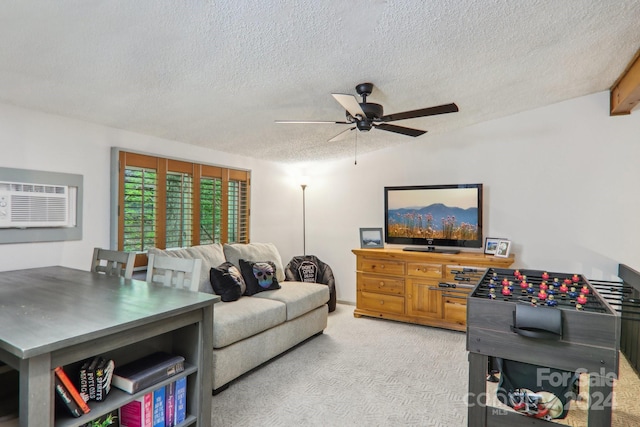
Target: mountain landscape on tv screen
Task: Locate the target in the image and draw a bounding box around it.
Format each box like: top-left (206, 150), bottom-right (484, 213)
top-left (388, 203), bottom-right (478, 232)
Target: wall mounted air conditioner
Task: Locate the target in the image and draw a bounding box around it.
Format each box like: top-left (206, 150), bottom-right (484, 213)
top-left (0, 181), bottom-right (76, 228)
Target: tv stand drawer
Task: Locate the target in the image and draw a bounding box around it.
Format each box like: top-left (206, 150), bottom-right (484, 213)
top-left (359, 291), bottom-right (405, 315)
top-left (359, 273), bottom-right (405, 295)
top-left (407, 262), bottom-right (442, 278)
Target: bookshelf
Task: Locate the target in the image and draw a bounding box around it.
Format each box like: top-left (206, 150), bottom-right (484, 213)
top-left (0, 266), bottom-right (218, 427)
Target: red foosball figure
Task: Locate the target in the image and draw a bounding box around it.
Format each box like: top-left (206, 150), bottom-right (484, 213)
top-left (539, 281), bottom-right (548, 291)
top-left (559, 283), bottom-right (569, 293)
top-left (580, 285), bottom-right (590, 295)
top-left (576, 294), bottom-right (587, 305)
top-left (502, 286), bottom-right (512, 297)
top-left (542, 272), bottom-right (550, 280)
top-left (538, 289), bottom-right (548, 300)
top-left (572, 274), bottom-right (580, 283)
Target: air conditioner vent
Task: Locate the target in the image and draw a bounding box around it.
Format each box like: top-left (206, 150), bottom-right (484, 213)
top-left (0, 181), bottom-right (73, 228)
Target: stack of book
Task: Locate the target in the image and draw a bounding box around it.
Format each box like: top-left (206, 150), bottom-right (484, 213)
top-left (54, 366), bottom-right (91, 418)
top-left (79, 356), bottom-right (115, 403)
top-left (119, 377), bottom-right (187, 427)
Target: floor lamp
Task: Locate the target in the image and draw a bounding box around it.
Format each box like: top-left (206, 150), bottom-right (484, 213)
top-left (301, 182), bottom-right (307, 256)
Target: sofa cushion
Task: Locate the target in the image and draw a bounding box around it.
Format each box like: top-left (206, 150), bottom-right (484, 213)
top-left (148, 244), bottom-right (225, 293)
top-left (210, 262), bottom-right (246, 302)
top-left (253, 281), bottom-right (329, 321)
top-left (239, 259), bottom-right (281, 296)
top-left (223, 243), bottom-right (285, 282)
top-left (213, 297), bottom-right (286, 348)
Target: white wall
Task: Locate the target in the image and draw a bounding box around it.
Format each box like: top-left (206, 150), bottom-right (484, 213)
top-left (0, 103), bottom-right (295, 272)
top-left (2, 91), bottom-right (639, 306)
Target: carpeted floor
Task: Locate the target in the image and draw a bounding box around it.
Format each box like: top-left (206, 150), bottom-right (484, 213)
top-left (211, 303), bottom-right (640, 426)
top-left (211, 303), bottom-right (469, 426)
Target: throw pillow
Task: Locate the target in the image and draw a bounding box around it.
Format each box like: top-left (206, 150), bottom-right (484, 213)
top-left (223, 243), bottom-right (286, 282)
top-left (209, 262), bottom-right (246, 302)
top-left (239, 259), bottom-right (281, 296)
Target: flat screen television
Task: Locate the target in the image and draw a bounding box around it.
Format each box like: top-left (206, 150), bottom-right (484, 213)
top-left (384, 184), bottom-right (483, 253)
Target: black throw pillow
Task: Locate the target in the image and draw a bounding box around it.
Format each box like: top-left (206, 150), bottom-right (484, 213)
top-left (239, 259), bottom-right (281, 296)
top-left (209, 262), bottom-right (246, 302)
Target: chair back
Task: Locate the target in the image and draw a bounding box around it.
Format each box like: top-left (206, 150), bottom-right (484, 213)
top-left (145, 254), bottom-right (202, 292)
top-left (91, 248), bottom-right (136, 279)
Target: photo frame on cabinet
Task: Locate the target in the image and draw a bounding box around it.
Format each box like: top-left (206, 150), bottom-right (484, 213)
top-left (495, 240), bottom-right (512, 257)
top-left (484, 237), bottom-right (505, 255)
top-left (360, 228), bottom-right (384, 249)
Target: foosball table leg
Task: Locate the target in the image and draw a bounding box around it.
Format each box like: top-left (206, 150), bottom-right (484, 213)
top-left (468, 352), bottom-right (488, 427)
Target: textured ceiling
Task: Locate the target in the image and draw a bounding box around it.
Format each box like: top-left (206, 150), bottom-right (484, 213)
top-left (1, 1), bottom-right (639, 162)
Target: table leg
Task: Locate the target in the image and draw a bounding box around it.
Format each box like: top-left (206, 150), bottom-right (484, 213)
top-left (19, 353), bottom-right (52, 427)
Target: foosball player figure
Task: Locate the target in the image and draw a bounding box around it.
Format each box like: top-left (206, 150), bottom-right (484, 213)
top-left (488, 279), bottom-right (496, 289)
top-left (548, 284), bottom-right (557, 295)
top-left (576, 303), bottom-right (584, 311)
top-left (546, 294), bottom-right (558, 307)
top-left (520, 280), bottom-right (528, 294)
top-left (538, 289), bottom-right (548, 301)
top-left (488, 288), bottom-right (497, 299)
top-left (514, 269), bottom-right (521, 279)
top-left (502, 285), bottom-right (512, 299)
top-left (568, 286), bottom-right (578, 302)
top-left (502, 278), bottom-right (509, 287)
top-left (559, 282), bottom-right (569, 294)
top-left (542, 271), bottom-right (550, 280)
top-left (576, 294), bottom-right (588, 306)
top-left (580, 284), bottom-right (590, 295)
top-left (572, 274), bottom-right (580, 283)
top-left (527, 283), bottom-right (535, 294)
top-left (530, 297), bottom-right (538, 306)
top-left (539, 281), bottom-right (548, 291)
top-left (508, 281), bottom-right (514, 292)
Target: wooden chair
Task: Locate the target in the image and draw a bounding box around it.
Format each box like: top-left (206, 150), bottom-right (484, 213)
top-left (145, 254), bottom-right (202, 292)
top-left (91, 248), bottom-right (136, 279)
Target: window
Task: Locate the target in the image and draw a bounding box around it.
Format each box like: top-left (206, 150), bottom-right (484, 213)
top-left (116, 151), bottom-right (250, 259)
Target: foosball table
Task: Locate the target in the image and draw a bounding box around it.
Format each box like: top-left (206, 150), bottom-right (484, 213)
top-left (466, 268), bottom-right (620, 426)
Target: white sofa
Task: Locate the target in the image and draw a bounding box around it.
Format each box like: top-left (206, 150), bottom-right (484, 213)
top-left (148, 243), bottom-right (329, 391)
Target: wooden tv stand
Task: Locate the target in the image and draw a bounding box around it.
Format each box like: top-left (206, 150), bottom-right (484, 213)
top-left (352, 248), bottom-right (515, 331)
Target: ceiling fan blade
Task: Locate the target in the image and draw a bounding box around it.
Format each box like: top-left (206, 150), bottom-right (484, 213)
top-left (332, 94), bottom-right (366, 118)
top-left (374, 123), bottom-right (426, 137)
top-left (275, 120), bottom-right (350, 124)
top-left (328, 127), bottom-right (356, 142)
top-left (380, 103), bottom-right (459, 122)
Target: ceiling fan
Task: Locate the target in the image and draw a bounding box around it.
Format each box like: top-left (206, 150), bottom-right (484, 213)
top-left (276, 82), bottom-right (459, 142)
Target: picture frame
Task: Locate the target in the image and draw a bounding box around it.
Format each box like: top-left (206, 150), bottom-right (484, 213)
top-left (495, 240), bottom-right (512, 257)
top-left (484, 237), bottom-right (505, 255)
top-left (360, 228), bottom-right (384, 249)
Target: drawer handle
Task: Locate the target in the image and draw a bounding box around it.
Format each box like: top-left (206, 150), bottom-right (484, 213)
top-left (379, 282), bottom-right (385, 287)
top-left (380, 300), bottom-right (384, 305)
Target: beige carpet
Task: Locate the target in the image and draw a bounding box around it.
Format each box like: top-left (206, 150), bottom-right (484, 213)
top-left (211, 303), bottom-right (640, 427)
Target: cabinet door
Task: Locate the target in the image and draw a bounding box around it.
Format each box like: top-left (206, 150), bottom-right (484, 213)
top-left (406, 278), bottom-right (442, 319)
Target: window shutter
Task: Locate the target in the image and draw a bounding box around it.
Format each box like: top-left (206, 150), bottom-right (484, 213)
top-left (165, 172), bottom-right (193, 249)
top-left (228, 179), bottom-right (249, 243)
top-left (200, 177), bottom-right (222, 244)
top-left (122, 167), bottom-right (157, 252)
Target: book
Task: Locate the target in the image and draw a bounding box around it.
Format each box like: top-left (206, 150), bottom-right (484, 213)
top-left (164, 381), bottom-right (175, 427)
top-left (112, 352), bottom-right (185, 394)
top-left (119, 393), bottom-right (152, 427)
top-left (78, 359), bottom-right (91, 402)
top-left (54, 366), bottom-right (91, 415)
top-left (87, 356), bottom-right (101, 400)
top-left (152, 386), bottom-right (165, 427)
top-left (96, 358), bottom-right (115, 401)
top-left (54, 375), bottom-right (83, 417)
top-left (173, 377), bottom-right (186, 425)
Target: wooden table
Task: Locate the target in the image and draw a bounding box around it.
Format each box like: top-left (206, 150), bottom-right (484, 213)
top-left (0, 266), bottom-right (218, 427)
